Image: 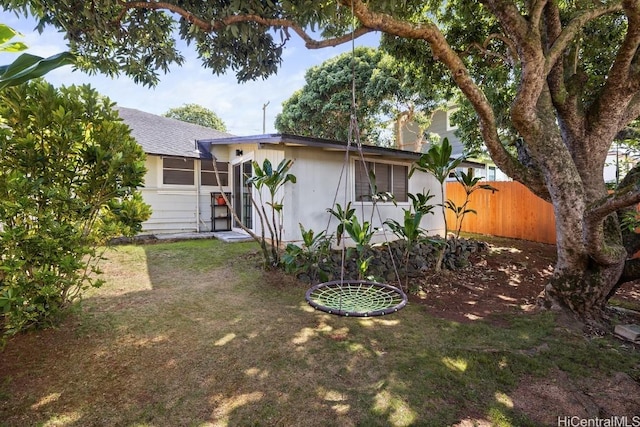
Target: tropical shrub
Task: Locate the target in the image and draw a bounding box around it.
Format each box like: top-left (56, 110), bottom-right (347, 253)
top-left (446, 171), bottom-right (498, 243)
top-left (245, 158), bottom-right (297, 267)
top-left (0, 80), bottom-right (150, 340)
top-left (282, 224), bottom-right (333, 283)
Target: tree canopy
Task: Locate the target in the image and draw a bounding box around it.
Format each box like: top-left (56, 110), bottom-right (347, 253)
top-left (2, 0), bottom-right (640, 326)
top-left (163, 103), bottom-right (228, 132)
top-left (275, 46), bottom-right (439, 145)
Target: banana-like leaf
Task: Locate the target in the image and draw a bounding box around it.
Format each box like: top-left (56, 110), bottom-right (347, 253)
top-left (0, 51), bottom-right (75, 90)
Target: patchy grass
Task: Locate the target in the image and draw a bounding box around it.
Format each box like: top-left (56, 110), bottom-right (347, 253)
top-left (1, 239), bottom-right (639, 426)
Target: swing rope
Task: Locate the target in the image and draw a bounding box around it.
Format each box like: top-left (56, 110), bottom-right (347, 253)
top-left (305, 2), bottom-right (407, 317)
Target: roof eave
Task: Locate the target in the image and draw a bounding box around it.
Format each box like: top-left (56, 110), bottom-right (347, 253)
top-left (197, 133), bottom-right (422, 161)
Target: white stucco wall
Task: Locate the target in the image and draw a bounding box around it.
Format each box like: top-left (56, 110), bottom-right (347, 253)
top-left (247, 146), bottom-right (445, 246)
top-left (139, 145), bottom-right (444, 241)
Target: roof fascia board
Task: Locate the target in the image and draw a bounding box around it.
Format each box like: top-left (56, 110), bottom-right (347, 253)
top-left (197, 134), bottom-right (421, 161)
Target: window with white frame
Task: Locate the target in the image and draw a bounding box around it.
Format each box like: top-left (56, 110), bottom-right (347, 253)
top-left (163, 157), bottom-right (195, 185)
top-left (355, 161), bottom-right (408, 202)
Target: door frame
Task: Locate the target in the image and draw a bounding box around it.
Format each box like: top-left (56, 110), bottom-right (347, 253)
top-left (231, 156), bottom-right (254, 232)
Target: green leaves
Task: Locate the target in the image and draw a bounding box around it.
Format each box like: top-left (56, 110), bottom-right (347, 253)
top-left (327, 202), bottom-right (356, 245)
top-left (275, 46), bottom-right (435, 144)
top-left (0, 23), bottom-right (27, 52)
top-left (0, 80), bottom-right (150, 340)
top-left (0, 23), bottom-right (75, 90)
top-left (411, 138), bottom-right (465, 183)
top-left (282, 223), bottom-right (332, 282)
top-left (409, 191), bottom-right (436, 215)
top-left (245, 158), bottom-right (297, 267)
top-left (163, 103), bottom-right (227, 132)
top-left (247, 159), bottom-right (297, 198)
top-left (0, 51), bottom-right (75, 90)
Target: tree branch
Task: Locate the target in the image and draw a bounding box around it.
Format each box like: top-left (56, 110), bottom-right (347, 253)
top-left (118, 0), bottom-right (373, 49)
top-left (605, 0), bottom-right (640, 89)
top-left (465, 33), bottom-right (519, 66)
top-left (584, 172), bottom-right (640, 265)
top-left (588, 186), bottom-right (640, 225)
top-left (545, 1), bottom-right (624, 75)
top-left (528, 0), bottom-right (549, 31)
top-left (481, 0), bottom-right (529, 44)
top-left (344, 0), bottom-right (546, 193)
top-left (586, 1), bottom-right (640, 148)
top-left (621, 93), bottom-right (640, 126)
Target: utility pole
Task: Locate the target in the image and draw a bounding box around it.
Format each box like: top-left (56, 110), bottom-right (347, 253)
top-left (262, 101), bottom-right (270, 134)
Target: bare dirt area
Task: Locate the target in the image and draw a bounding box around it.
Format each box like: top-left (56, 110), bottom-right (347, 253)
top-left (414, 235), bottom-right (640, 325)
top-left (413, 235), bottom-right (640, 426)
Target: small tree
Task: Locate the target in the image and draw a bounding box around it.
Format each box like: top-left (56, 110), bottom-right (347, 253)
top-left (446, 171), bottom-right (498, 244)
top-left (412, 138), bottom-right (497, 270)
top-left (163, 103), bottom-right (227, 132)
top-left (0, 80), bottom-right (150, 340)
top-left (245, 159), bottom-right (296, 267)
top-left (411, 138), bottom-right (464, 270)
top-left (384, 191), bottom-right (436, 288)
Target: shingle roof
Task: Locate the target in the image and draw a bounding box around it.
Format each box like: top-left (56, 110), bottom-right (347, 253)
top-left (116, 106), bottom-right (234, 159)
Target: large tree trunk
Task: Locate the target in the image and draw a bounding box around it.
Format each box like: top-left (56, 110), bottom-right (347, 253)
top-left (542, 251), bottom-right (626, 325)
top-left (344, 0), bottom-right (640, 327)
top-left (514, 95), bottom-right (629, 326)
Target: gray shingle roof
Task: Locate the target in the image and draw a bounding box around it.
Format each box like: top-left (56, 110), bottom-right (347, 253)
top-left (116, 106), bottom-right (234, 159)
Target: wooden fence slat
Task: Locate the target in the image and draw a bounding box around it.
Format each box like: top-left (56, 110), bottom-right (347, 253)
top-left (445, 181), bottom-right (556, 244)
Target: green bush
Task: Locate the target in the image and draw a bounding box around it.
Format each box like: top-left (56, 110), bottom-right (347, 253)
top-left (0, 80), bottom-right (150, 340)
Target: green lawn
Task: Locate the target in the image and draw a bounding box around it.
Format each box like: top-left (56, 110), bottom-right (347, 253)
top-left (0, 239), bottom-right (638, 426)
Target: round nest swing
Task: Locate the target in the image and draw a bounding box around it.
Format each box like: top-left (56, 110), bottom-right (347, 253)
top-left (305, 280), bottom-right (408, 317)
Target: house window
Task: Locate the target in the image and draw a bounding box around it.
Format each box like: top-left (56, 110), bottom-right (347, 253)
top-left (201, 161), bottom-right (229, 186)
top-left (488, 166), bottom-right (496, 181)
top-left (163, 157), bottom-right (195, 185)
top-left (355, 161), bottom-right (408, 202)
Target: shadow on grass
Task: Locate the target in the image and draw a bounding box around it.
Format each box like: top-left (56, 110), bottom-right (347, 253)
top-left (1, 240), bottom-right (639, 427)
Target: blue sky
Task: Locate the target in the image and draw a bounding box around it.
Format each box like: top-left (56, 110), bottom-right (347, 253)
top-left (0, 11), bottom-right (380, 135)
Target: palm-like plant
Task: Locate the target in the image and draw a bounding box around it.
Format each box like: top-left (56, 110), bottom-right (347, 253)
top-left (245, 158), bottom-right (297, 267)
top-left (0, 24), bottom-right (75, 90)
top-left (446, 171), bottom-right (497, 244)
top-left (411, 138), bottom-right (465, 270)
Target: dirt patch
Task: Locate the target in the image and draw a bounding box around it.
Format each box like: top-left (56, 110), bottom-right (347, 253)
top-left (509, 370), bottom-right (640, 425)
top-left (408, 236), bottom-right (640, 423)
top-left (412, 236), bottom-right (640, 325)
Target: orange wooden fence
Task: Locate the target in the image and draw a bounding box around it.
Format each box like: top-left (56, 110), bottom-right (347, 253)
top-left (444, 181), bottom-right (557, 244)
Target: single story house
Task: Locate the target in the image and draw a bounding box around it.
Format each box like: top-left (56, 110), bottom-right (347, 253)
top-left (198, 134), bottom-right (444, 245)
top-left (118, 107), bottom-right (445, 244)
top-left (116, 107), bottom-right (234, 234)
